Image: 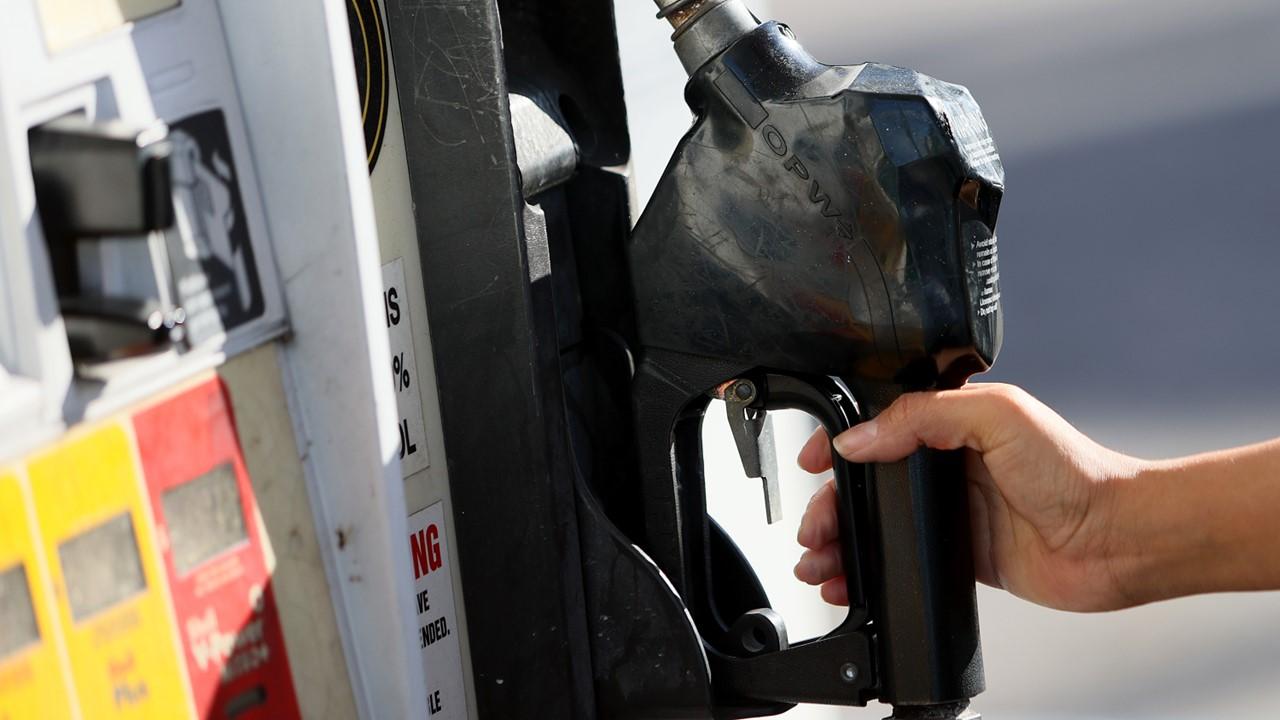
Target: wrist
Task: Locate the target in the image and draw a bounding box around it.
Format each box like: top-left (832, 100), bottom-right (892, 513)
top-left (1087, 453), bottom-right (1157, 610)
top-left (1098, 457), bottom-right (1182, 608)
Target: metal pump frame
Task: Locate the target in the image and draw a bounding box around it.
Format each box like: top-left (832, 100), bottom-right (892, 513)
top-left (383, 1), bottom-right (633, 715)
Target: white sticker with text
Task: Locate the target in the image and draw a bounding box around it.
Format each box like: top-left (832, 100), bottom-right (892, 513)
top-left (382, 258), bottom-right (430, 478)
top-left (408, 501), bottom-right (466, 718)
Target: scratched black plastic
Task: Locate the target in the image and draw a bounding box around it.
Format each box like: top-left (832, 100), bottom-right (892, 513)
top-left (626, 20), bottom-right (1007, 714)
top-left (630, 22), bottom-right (1005, 389)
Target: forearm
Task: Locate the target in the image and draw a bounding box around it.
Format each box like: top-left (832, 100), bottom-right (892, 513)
top-left (1107, 439), bottom-right (1280, 606)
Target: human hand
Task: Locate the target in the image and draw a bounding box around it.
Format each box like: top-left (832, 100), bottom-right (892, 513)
top-left (793, 383), bottom-right (1145, 612)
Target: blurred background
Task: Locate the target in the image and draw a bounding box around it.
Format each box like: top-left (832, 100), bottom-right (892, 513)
top-left (614, 1), bottom-right (1280, 717)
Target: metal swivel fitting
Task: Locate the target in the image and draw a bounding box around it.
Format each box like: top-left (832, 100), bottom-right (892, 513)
top-left (653, 0), bottom-right (760, 74)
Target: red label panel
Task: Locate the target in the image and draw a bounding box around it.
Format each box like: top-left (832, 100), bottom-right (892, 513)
top-left (133, 378), bottom-right (300, 720)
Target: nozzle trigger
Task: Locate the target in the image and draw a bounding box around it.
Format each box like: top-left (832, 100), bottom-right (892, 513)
top-left (722, 379), bottom-right (782, 524)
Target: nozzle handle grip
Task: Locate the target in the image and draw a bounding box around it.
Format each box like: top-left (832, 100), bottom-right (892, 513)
top-left (852, 382), bottom-right (985, 706)
top-left (761, 374), bottom-right (871, 626)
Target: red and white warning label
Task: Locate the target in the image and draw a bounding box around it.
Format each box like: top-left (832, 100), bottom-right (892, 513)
top-left (407, 501), bottom-right (465, 718)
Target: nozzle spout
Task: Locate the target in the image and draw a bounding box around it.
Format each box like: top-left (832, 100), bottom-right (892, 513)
top-left (652, 0), bottom-right (759, 75)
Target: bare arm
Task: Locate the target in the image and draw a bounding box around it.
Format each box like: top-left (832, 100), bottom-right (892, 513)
top-left (1109, 439), bottom-right (1280, 606)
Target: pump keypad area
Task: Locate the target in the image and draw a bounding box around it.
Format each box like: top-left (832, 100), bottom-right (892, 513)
top-left (0, 377), bottom-right (298, 719)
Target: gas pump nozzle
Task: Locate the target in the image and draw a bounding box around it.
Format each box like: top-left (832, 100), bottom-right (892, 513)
top-left (628, 2), bottom-right (1004, 716)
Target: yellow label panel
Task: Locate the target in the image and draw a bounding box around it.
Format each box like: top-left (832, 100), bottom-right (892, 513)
top-left (0, 471), bottom-right (75, 720)
top-left (38, 0), bottom-right (182, 53)
top-left (28, 425), bottom-right (192, 719)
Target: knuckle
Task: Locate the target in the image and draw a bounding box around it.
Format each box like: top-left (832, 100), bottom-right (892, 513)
top-left (986, 383), bottom-right (1031, 415)
top-left (882, 392), bottom-right (923, 427)
top-left (977, 384), bottom-right (1040, 445)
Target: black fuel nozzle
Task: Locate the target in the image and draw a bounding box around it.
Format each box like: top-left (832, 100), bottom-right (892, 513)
top-left (625, 10), bottom-right (1003, 718)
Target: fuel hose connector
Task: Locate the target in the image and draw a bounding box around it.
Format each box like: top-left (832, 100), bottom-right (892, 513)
top-left (653, 0), bottom-right (759, 74)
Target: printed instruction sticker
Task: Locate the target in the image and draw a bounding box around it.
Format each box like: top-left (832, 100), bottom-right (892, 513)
top-left (408, 502), bottom-right (465, 718)
top-left (382, 258), bottom-right (430, 477)
top-left (166, 109), bottom-right (267, 346)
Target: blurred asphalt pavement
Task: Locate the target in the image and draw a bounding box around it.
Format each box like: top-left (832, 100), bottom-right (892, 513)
top-left (616, 1), bottom-right (1280, 717)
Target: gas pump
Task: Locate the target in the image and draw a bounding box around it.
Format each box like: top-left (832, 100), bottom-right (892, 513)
top-left (345, 0), bottom-right (477, 714)
top-left (0, 2), bottom-right (429, 718)
top-left (1, 0), bottom-right (1004, 717)
top-left (383, 0), bottom-right (1001, 717)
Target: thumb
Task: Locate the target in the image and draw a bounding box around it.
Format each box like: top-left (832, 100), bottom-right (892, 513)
top-left (832, 384), bottom-right (1023, 464)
